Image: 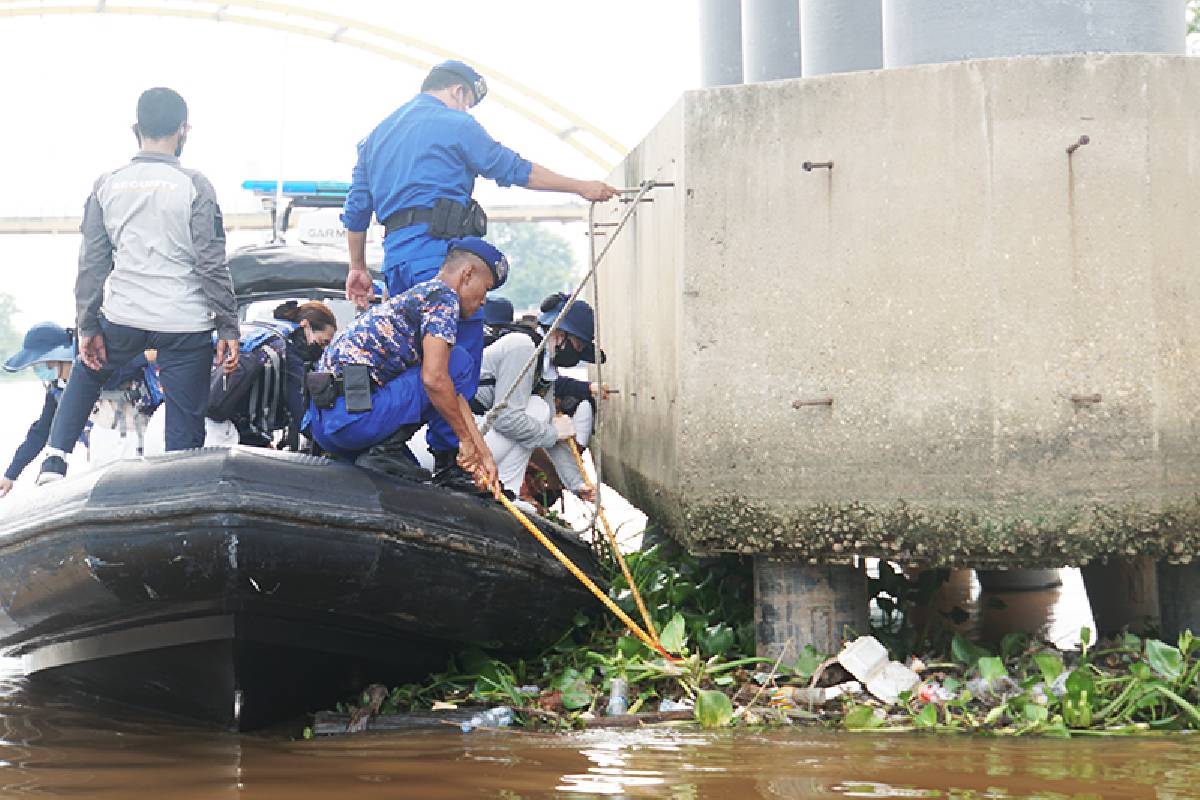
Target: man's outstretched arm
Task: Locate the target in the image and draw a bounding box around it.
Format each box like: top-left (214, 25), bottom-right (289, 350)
top-left (525, 164), bottom-right (618, 202)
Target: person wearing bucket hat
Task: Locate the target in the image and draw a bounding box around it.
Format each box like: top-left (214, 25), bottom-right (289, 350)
top-left (468, 293), bottom-right (605, 503)
top-left (340, 59), bottom-right (618, 473)
top-left (1, 323), bottom-right (76, 497)
top-left (2, 322), bottom-right (166, 497)
top-left (303, 240), bottom-right (503, 494)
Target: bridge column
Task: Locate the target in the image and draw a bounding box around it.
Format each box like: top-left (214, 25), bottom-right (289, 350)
top-left (699, 0), bottom-right (745, 87)
top-left (742, 0), bottom-right (801, 83)
top-left (754, 558), bottom-right (868, 658)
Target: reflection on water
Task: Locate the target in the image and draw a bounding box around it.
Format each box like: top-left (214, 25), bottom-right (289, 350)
top-left (0, 573), bottom-right (1183, 798)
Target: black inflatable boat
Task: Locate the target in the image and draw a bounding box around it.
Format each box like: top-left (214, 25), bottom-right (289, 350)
top-left (0, 447), bottom-right (598, 729)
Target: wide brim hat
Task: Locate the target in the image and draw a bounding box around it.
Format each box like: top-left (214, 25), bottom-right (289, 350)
top-left (3, 322), bottom-right (73, 372)
top-left (538, 298), bottom-right (604, 364)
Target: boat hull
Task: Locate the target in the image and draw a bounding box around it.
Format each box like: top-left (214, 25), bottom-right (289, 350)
top-left (0, 448), bottom-right (599, 729)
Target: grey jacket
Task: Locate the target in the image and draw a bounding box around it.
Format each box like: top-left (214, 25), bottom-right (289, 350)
top-left (77, 151), bottom-right (237, 340)
top-left (474, 332), bottom-right (585, 491)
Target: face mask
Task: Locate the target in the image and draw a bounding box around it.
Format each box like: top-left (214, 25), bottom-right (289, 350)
top-left (32, 363), bottom-right (56, 383)
top-left (551, 339), bottom-right (583, 369)
top-left (174, 129), bottom-right (187, 157)
top-left (293, 331), bottom-right (324, 364)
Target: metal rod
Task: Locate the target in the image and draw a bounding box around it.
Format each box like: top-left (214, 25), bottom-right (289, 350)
top-left (802, 161), bottom-right (834, 172)
top-left (792, 397), bottom-right (834, 408)
top-left (591, 222), bottom-right (621, 227)
top-left (1066, 135), bottom-right (1090, 155)
top-left (618, 197), bottom-right (654, 204)
top-left (616, 183), bottom-right (675, 192)
top-left (1069, 393), bottom-right (1102, 404)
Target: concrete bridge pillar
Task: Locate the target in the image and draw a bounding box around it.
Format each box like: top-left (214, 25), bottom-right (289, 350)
top-left (883, 0), bottom-right (1185, 68)
top-left (1157, 562), bottom-right (1200, 641)
top-left (1081, 558), bottom-right (1159, 636)
top-left (754, 559), bottom-right (868, 658)
top-left (699, 0), bottom-right (744, 87)
top-left (800, 0), bottom-right (882, 76)
top-left (741, 0), bottom-right (802, 82)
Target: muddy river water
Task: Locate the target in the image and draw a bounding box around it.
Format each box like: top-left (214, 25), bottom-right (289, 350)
top-left (0, 570), bottom-right (1195, 799)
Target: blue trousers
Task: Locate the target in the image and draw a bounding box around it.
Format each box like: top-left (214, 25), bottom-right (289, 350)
top-left (308, 346), bottom-right (475, 460)
top-left (385, 247), bottom-right (483, 454)
top-left (49, 318), bottom-right (212, 454)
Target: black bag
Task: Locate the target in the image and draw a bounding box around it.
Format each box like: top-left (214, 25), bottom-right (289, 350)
top-left (429, 197), bottom-right (487, 239)
top-left (207, 356), bottom-right (263, 422)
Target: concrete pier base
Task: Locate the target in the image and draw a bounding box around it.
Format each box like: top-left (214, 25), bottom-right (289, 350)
top-left (754, 558), bottom-right (868, 658)
top-left (1081, 557), bottom-right (1159, 636)
top-left (976, 569), bottom-right (1062, 592)
top-left (1156, 562), bottom-right (1200, 641)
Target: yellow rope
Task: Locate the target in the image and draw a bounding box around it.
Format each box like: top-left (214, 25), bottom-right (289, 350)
top-left (494, 490), bottom-right (678, 662)
top-left (566, 439), bottom-right (659, 642)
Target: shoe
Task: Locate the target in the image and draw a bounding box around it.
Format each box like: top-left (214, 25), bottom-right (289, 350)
top-left (355, 452), bottom-right (431, 483)
top-left (432, 463), bottom-right (484, 494)
top-left (369, 424), bottom-right (423, 462)
top-left (36, 455), bottom-right (67, 485)
top-left (431, 448), bottom-right (458, 473)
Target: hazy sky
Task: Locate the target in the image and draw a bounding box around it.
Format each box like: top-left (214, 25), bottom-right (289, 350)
top-left (0, 0), bottom-right (701, 328)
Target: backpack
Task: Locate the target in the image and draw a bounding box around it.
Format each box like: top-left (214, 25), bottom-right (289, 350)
top-left (207, 322), bottom-right (293, 437)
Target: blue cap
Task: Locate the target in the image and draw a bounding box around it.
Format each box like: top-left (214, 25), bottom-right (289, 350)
top-left (448, 237), bottom-right (509, 289)
top-left (431, 60), bottom-right (487, 106)
top-left (538, 296), bottom-right (601, 363)
top-left (3, 322), bottom-right (74, 372)
top-left (484, 297), bottom-right (514, 326)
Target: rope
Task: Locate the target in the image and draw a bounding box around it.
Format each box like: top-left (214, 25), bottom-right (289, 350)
top-left (495, 489), bottom-right (679, 662)
top-left (477, 180), bottom-right (658, 438)
top-left (567, 438), bottom-right (657, 641)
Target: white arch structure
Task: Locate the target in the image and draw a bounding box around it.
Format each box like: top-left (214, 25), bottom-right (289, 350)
top-left (0, 0), bottom-right (626, 170)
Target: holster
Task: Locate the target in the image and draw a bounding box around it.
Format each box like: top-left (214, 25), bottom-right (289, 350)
top-left (429, 197), bottom-right (487, 239)
top-left (305, 372), bottom-right (339, 410)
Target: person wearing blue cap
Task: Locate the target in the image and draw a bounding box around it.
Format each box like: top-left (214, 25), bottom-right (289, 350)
top-left (341, 59), bottom-right (619, 487)
top-left (306, 237), bottom-right (507, 492)
top-left (470, 293), bottom-right (605, 503)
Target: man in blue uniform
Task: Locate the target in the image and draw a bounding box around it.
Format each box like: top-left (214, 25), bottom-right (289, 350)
top-left (341, 59), bottom-right (617, 488)
top-left (310, 237), bottom-right (507, 492)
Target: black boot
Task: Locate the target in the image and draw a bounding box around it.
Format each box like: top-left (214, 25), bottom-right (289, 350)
top-left (356, 424), bottom-right (431, 482)
top-left (430, 448), bottom-right (484, 494)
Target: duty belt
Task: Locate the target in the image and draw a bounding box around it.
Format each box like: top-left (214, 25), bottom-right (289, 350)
top-left (381, 207), bottom-right (439, 236)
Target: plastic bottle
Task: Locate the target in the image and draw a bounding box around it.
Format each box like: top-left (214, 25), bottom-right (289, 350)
top-left (606, 678), bottom-right (629, 716)
top-left (459, 706), bottom-right (515, 733)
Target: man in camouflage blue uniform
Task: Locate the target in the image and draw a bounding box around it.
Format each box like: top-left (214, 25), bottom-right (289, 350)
top-left (341, 59), bottom-right (617, 487)
top-left (308, 237), bottom-right (508, 491)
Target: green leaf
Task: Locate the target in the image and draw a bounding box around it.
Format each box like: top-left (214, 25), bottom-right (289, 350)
top-left (1130, 662), bottom-right (1152, 681)
top-left (977, 656), bottom-right (1007, 682)
top-left (694, 690), bottom-right (733, 728)
top-left (913, 702), bottom-right (938, 728)
top-left (1034, 653), bottom-right (1065, 684)
top-left (616, 635), bottom-right (645, 660)
top-left (554, 669), bottom-right (593, 710)
top-left (1065, 669), bottom-right (1095, 698)
top-left (1146, 639), bottom-right (1184, 681)
top-left (951, 634), bottom-right (992, 667)
top-left (793, 646), bottom-right (825, 681)
top-left (1023, 703), bottom-right (1049, 723)
top-left (699, 623), bottom-right (736, 657)
top-left (714, 674), bottom-right (735, 687)
top-left (1080, 627), bottom-right (1092, 648)
top-left (843, 705), bottom-right (885, 730)
top-left (660, 613), bottom-right (688, 654)
top-left (1001, 632), bottom-right (1029, 660)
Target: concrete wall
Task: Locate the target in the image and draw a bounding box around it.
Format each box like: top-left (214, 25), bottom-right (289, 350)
top-left (598, 55), bottom-right (1200, 568)
top-left (883, 0), bottom-right (1186, 68)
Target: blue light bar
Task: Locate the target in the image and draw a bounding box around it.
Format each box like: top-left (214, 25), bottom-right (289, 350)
top-left (241, 180), bottom-right (351, 196)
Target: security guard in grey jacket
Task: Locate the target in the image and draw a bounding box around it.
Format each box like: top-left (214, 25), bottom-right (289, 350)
top-left (38, 87), bottom-right (239, 485)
